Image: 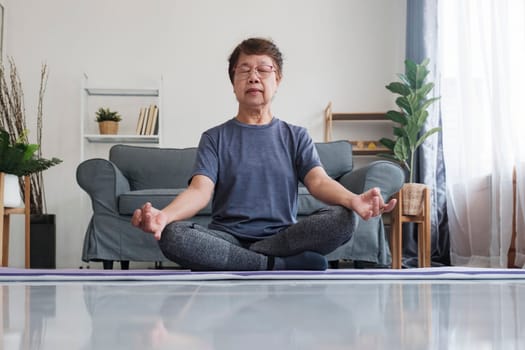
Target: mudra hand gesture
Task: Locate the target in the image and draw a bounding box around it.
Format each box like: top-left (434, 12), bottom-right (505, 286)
top-left (132, 202), bottom-right (168, 240)
top-left (351, 187), bottom-right (396, 221)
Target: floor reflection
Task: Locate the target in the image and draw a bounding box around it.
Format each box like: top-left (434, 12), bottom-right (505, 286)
top-left (0, 280), bottom-right (524, 349)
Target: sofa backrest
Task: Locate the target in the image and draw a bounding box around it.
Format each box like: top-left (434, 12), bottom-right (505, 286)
top-left (110, 144), bottom-right (197, 190)
top-left (109, 140), bottom-right (353, 190)
top-left (315, 140), bottom-right (353, 179)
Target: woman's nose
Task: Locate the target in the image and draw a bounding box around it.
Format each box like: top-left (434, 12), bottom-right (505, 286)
top-left (248, 70), bottom-right (260, 83)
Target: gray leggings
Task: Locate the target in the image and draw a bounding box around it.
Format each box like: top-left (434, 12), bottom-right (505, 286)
top-left (158, 206), bottom-right (357, 271)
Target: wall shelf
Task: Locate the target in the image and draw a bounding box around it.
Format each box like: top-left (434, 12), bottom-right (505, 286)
top-left (84, 135), bottom-right (160, 143)
top-left (324, 101), bottom-right (393, 156)
top-left (331, 113), bottom-right (388, 121)
top-left (85, 88), bottom-right (159, 97)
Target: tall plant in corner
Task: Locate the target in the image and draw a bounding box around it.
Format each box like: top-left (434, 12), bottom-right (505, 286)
top-left (0, 58), bottom-right (62, 214)
top-left (379, 58), bottom-right (441, 184)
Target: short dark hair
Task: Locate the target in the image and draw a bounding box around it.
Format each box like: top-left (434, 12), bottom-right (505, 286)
top-left (228, 37), bottom-right (283, 83)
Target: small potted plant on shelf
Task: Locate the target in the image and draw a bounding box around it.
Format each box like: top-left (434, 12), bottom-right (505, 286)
top-left (95, 107), bottom-right (122, 135)
top-left (379, 58), bottom-right (441, 215)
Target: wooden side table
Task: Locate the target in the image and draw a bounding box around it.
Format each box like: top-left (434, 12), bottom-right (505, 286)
top-left (0, 174), bottom-right (31, 268)
top-left (390, 186), bottom-right (431, 269)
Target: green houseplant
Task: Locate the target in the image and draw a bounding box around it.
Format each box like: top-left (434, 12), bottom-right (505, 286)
top-left (379, 58), bottom-right (440, 215)
top-left (95, 107), bottom-right (121, 135)
top-left (0, 128), bottom-right (61, 208)
top-left (0, 58), bottom-right (61, 214)
top-left (379, 58), bottom-right (441, 183)
top-left (0, 128), bottom-right (61, 177)
top-left (0, 58), bottom-right (63, 268)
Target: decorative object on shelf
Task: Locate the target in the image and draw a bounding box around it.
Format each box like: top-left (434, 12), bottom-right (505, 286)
top-left (348, 140), bottom-right (390, 156)
top-left (95, 107), bottom-right (121, 135)
top-left (0, 58), bottom-right (62, 267)
top-left (378, 58), bottom-right (441, 215)
top-left (135, 104), bottom-right (159, 135)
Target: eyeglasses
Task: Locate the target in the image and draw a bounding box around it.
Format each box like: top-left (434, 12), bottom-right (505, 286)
top-left (234, 64), bottom-right (275, 79)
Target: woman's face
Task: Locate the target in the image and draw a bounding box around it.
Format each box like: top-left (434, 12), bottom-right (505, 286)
top-left (232, 53), bottom-right (281, 109)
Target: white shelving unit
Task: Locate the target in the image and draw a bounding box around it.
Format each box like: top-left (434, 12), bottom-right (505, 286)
top-left (78, 76), bottom-right (164, 269)
top-left (80, 75), bottom-right (162, 161)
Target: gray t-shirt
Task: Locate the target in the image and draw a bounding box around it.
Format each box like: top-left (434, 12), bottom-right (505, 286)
top-left (191, 117), bottom-right (321, 239)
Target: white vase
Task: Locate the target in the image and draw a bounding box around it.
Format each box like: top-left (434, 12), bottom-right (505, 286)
top-left (3, 173), bottom-right (23, 208)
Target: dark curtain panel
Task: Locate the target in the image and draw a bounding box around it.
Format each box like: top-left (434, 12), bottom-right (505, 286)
top-left (402, 0), bottom-right (450, 267)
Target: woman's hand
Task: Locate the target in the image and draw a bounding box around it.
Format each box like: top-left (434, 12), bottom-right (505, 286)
top-left (131, 202), bottom-right (168, 240)
top-left (351, 187), bottom-right (397, 221)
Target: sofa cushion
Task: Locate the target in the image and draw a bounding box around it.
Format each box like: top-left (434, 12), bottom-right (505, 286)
top-left (315, 141), bottom-right (353, 179)
top-left (118, 189), bottom-right (212, 216)
top-left (110, 145), bottom-right (198, 190)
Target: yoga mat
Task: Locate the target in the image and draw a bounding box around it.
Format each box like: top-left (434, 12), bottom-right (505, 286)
top-left (0, 266), bottom-right (525, 282)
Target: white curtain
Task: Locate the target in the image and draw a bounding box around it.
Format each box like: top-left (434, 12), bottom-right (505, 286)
top-left (439, 0), bottom-right (525, 267)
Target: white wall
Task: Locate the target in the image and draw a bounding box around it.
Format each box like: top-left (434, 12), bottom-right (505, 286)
top-left (3, 0), bottom-right (406, 268)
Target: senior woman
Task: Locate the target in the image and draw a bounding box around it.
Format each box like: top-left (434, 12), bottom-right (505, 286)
top-left (132, 37), bottom-right (396, 271)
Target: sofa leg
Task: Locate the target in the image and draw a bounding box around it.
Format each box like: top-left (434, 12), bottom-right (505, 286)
top-left (328, 260), bottom-right (340, 269)
top-left (155, 261), bottom-right (163, 269)
top-left (120, 261), bottom-right (130, 270)
top-left (102, 260), bottom-right (114, 270)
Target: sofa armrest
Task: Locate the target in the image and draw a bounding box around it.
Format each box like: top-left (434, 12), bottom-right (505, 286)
top-left (338, 160), bottom-right (405, 200)
top-left (76, 158), bottom-right (131, 214)
top-left (328, 160), bottom-right (406, 265)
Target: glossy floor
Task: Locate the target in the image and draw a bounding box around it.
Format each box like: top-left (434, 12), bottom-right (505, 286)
top-left (1, 279), bottom-right (524, 349)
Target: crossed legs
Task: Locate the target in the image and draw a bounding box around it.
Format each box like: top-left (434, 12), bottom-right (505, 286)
top-left (158, 206), bottom-right (357, 271)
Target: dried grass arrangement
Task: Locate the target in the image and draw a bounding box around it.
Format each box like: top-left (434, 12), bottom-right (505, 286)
top-left (0, 58), bottom-right (62, 214)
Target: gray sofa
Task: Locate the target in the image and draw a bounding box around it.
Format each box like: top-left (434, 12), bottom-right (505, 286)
top-left (77, 141), bottom-right (405, 269)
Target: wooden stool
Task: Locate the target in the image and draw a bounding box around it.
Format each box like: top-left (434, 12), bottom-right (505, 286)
top-left (390, 186), bottom-right (431, 269)
top-left (0, 173), bottom-right (31, 268)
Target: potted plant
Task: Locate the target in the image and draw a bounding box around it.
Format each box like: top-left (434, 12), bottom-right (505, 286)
top-left (0, 58), bottom-right (62, 213)
top-left (0, 128), bottom-right (61, 205)
top-left (95, 107), bottom-right (122, 135)
top-left (0, 58), bottom-right (62, 267)
top-left (379, 58), bottom-right (441, 215)
top-left (0, 129), bottom-right (61, 176)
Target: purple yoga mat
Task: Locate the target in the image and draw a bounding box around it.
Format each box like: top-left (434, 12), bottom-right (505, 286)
top-left (0, 266), bottom-right (525, 281)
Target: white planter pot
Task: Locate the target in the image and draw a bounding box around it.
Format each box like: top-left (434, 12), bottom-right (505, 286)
top-left (3, 173), bottom-right (23, 208)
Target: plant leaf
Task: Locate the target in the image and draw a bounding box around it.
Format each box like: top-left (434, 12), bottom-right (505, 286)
top-left (416, 82), bottom-right (434, 99)
top-left (405, 59), bottom-right (418, 88)
top-left (393, 126), bottom-right (406, 138)
top-left (379, 137), bottom-right (396, 150)
top-left (394, 138), bottom-right (409, 164)
top-left (415, 63), bottom-right (429, 89)
top-left (415, 127), bottom-right (442, 148)
top-left (396, 96), bottom-right (412, 115)
top-left (385, 110), bottom-right (406, 125)
top-left (386, 82), bottom-right (411, 96)
top-left (420, 96), bottom-right (440, 112)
